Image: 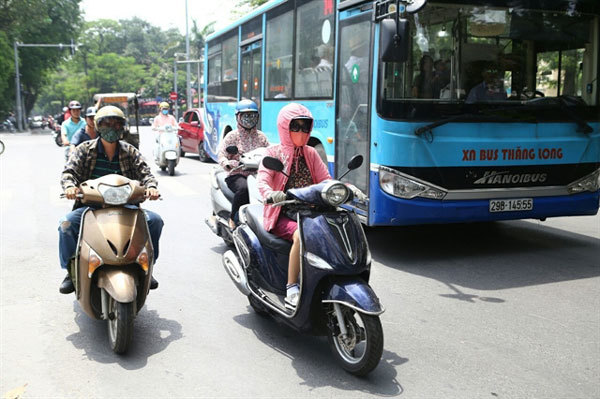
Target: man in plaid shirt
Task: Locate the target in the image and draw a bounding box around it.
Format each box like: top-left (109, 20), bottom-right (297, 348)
top-left (58, 106), bottom-right (163, 294)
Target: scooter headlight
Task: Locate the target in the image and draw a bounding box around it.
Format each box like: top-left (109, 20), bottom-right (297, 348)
top-left (98, 183), bottom-right (132, 205)
top-left (321, 181), bottom-right (349, 206)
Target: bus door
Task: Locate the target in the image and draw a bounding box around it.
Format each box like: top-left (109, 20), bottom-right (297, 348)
top-left (336, 11), bottom-right (372, 198)
top-left (241, 40), bottom-right (262, 129)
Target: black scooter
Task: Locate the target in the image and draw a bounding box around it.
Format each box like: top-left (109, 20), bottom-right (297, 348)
top-left (222, 155), bottom-right (385, 376)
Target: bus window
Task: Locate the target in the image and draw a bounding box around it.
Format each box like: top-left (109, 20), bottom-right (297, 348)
top-left (222, 34), bottom-right (238, 101)
top-left (266, 5), bottom-right (293, 99)
top-left (537, 49), bottom-right (585, 98)
top-left (207, 42), bottom-right (222, 98)
top-left (294, 0), bottom-right (335, 98)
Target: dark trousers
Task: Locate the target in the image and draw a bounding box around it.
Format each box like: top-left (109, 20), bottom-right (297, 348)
top-left (225, 174), bottom-right (249, 222)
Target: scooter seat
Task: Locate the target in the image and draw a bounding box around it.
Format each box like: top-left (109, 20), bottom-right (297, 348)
top-left (217, 172), bottom-right (236, 202)
top-left (244, 205), bottom-right (292, 254)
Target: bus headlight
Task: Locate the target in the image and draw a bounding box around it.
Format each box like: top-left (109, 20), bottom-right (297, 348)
top-left (567, 169), bottom-right (600, 194)
top-left (379, 166), bottom-right (446, 200)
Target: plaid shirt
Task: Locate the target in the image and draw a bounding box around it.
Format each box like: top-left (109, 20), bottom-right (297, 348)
top-left (61, 138), bottom-right (158, 190)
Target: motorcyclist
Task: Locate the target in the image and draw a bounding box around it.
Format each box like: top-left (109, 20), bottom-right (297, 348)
top-left (60, 101), bottom-right (86, 158)
top-left (217, 99), bottom-right (269, 229)
top-left (70, 106), bottom-right (97, 150)
top-left (58, 106), bottom-right (163, 294)
top-left (256, 103), bottom-right (333, 308)
top-left (56, 106), bottom-right (69, 126)
top-left (152, 101), bottom-right (177, 130)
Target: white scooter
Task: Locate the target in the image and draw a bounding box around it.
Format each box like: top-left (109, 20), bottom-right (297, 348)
top-left (153, 125), bottom-right (181, 176)
top-left (206, 146), bottom-right (265, 246)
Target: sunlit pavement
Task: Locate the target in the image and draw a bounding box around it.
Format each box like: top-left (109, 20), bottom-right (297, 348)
top-left (1, 128), bottom-right (599, 398)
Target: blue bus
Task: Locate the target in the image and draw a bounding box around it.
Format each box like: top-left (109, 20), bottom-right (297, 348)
top-left (203, 0), bottom-right (600, 226)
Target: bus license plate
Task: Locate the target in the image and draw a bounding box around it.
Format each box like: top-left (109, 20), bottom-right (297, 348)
top-left (489, 198), bottom-right (533, 213)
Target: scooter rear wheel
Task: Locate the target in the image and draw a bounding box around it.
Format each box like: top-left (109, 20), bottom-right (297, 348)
top-left (107, 295), bottom-right (135, 354)
top-left (327, 305), bottom-right (383, 376)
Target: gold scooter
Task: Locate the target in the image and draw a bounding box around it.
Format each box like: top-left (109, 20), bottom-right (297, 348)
top-left (66, 174), bottom-right (155, 353)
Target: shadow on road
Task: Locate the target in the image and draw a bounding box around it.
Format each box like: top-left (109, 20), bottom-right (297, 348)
top-left (66, 302), bottom-right (183, 369)
top-left (365, 220), bottom-right (599, 294)
top-left (233, 312), bottom-right (405, 396)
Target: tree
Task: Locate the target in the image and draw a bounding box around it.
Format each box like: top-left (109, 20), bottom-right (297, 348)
top-left (0, 0), bottom-right (83, 117)
top-left (232, 0), bottom-right (269, 18)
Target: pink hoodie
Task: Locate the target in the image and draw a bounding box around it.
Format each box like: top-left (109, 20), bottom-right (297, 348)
top-left (257, 103), bottom-right (331, 232)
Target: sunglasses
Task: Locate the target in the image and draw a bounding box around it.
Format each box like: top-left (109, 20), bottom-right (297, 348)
top-left (98, 117), bottom-right (124, 128)
top-left (289, 118), bottom-right (313, 133)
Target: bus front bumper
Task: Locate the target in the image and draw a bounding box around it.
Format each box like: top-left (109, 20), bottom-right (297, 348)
top-left (368, 189), bottom-right (600, 226)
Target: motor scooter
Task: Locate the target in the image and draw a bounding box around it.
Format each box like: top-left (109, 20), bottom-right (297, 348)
top-left (153, 125), bottom-right (181, 176)
top-left (205, 146), bottom-right (265, 246)
top-left (1, 119), bottom-right (16, 133)
top-left (53, 122), bottom-right (62, 147)
top-left (63, 174), bottom-right (156, 353)
top-left (222, 155), bottom-right (385, 376)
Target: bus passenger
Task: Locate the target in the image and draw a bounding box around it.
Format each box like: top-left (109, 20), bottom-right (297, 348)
top-left (466, 67), bottom-right (507, 103)
top-left (217, 100), bottom-right (269, 229)
top-left (412, 55), bottom-right (435, 98)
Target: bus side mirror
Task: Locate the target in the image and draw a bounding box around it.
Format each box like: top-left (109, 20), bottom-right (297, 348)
top-left (380, 19), bottom-right (409, 63)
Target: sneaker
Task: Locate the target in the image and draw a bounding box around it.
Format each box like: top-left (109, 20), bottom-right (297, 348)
top-left (150, 276), bottom-right (159, 290)
top-left (284, 290), bottom-right (299, 310)
top-left (59, 274), bottom-right (74, 294)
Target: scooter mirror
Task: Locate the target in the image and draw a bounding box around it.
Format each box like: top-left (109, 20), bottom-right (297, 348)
top-left (262, 156), bottom-right (284, 172)
top-left (338, 154), bottom-right (364, 180)
top-left (347, 155), bottom-right (363, 171)
top-left (226, 145), bottom-right (238, 155)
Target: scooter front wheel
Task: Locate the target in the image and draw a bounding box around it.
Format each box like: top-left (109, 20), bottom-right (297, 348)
top-left (107, 295), bottom-right (135, 354)
top-left (327, 304), bottom-right (383, 376)
top-left (168, 159), bottom-right (175, 176)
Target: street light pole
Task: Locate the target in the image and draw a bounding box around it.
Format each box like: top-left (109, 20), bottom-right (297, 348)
top-left (13, 41), bottom-right (23, 131)
top-left (185, 0), bottom-right (192, 112)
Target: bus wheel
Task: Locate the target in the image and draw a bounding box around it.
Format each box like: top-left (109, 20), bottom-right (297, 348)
top-left (313, 143), bottom-right (327, 166)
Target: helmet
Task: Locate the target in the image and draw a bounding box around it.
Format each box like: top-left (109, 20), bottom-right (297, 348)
top-left (94, 105), bottom-right (125, 130)
top-left (62, 107), bottom-right (68, 112)
top-left (159, 101), bottom-right (170, 109)
top-left (68, 100), bottom-right (82, 109)
top-left (85, 106), bottom-right (97, 117)
top-left (235, 99), bottom-right (258, 115)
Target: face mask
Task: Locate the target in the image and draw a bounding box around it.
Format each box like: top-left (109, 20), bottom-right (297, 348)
top-left (290, 131), bottom-right (309, 147)
top-left (239, 112), bottom-right (258, 129)
top-left (97, 126), bottom-right (121, 143)
top-left (162, 109), bottom-right (169, 115)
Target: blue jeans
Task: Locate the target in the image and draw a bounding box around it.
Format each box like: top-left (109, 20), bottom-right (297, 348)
top-left (58, 206), bottom-right (164, 269)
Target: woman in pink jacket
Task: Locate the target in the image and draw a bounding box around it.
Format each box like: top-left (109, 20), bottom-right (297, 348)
top-left (257, 103), bottom-right (331, 308)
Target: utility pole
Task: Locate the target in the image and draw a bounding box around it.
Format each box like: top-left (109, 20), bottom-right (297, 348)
top-left (13, 42), bottom-right (23, 131)
top-left (177, 59), bottom-right (202, 109)
top-left (13, 41), bottom-right (80, 131)
top-left (185, 0), bottom-right (192, 113)
top-left (173, 52), bottom-right (185, 121)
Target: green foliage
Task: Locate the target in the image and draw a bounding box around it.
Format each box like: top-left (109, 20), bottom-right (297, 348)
top-left (232, 0), bottom-right (269, 18)
top-left (0, 32), bottom-right (15, 116)
top-left (0, 0), bottom-right (83, 117)
top-left (36, 17), bottom-right (218, 115)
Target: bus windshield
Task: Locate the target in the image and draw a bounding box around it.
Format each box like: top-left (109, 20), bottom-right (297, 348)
top-left (380, 2), bottom-right (599, 118)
